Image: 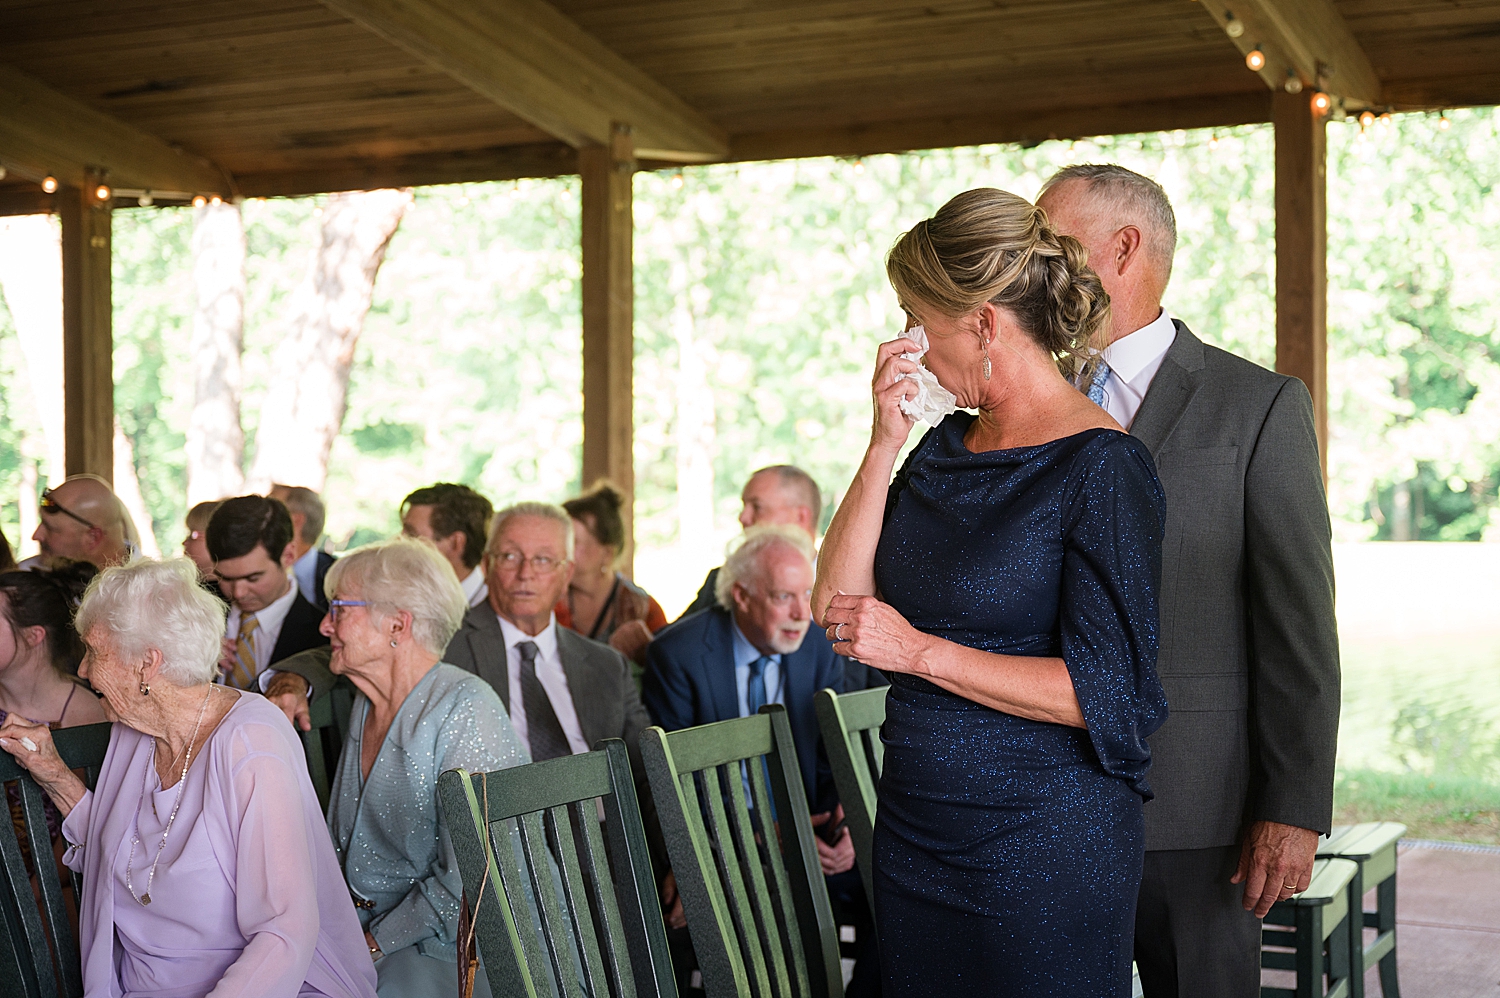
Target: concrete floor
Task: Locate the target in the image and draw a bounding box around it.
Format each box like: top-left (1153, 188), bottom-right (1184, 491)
top-left (1376, 840), bottom-right (1500, 998)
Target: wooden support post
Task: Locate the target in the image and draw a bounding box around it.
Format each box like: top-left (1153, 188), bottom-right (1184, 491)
top-left (58, 177), bottom-right (114, 482)
top-left (1273, 91), bottom-right (1328, 479)
top-left (580, 124), bottom-right (636, 571)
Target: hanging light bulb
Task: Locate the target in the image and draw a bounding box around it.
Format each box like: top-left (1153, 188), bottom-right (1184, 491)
top-left (138, 191), bottom-right (154, 207)
top-left (209, 194), bottom-right (222, 206)
top-left (1245, 46), bottom-right (1266, 71)
top-left (41, 175), bottom-right (58, 194)
top-left (852, 158), bottom-right (865, 175)
top-left (671, 171), bottom-right (684, 189)
top-left (1378, 111), bottom-right (1393, 127)
top-left (192, 195), bottom-right (207, 208)
top-left (94, 184), bottom-right (111, 202)
top-left (1438, 112), bottom-right (1451, 131)
top-left (1283, 71), bottom-right (1303, 94)
top-left (1224, 12), bottom-right (1244, 37)
top-left (1359, 110), bottom-right (1375, 128)
top-left (1310, 92), bottom-right (1331, 116)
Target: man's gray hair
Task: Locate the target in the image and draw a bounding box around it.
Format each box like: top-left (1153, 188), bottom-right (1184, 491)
top-left (487, 501), bottom-right (575, 560)
top-left (272, 484), bottom-right (326, 544)
top-left (1039, 164), bottom-right (1178, 282)
top-left (324, 537), bottom-right (467, 656)
top-left (715, 524), bottom-right (816, 610)
top-left (751, 465), bottom-right (822, 530)
top-left (76, 558), bottom-right (226, 687)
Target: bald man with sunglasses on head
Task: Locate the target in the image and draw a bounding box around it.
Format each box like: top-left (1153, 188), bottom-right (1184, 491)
top-left (31, 474), bottom-right (135, 570)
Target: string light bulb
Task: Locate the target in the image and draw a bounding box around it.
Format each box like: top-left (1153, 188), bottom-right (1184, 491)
top-left (210, 194), bottom-right (222, 205)
top-left (1438, 112), bottom-right (1451, 131)
top-left (1245, 47), bottom-right (1266, 71)
top-left (1378, 111), bottom-right (1392, 126)
top-left (1207, 133), bottom-right (1220, 150)
top-left (41, 175), bottom-right (58, 194)
top-left (1310, 92), bottom-right (1331, 116)
top-left (1223, 13), bottom-right (1244, 37)
top-left (138, 192), bottom-right (154, 207)
top-left (1283, 71), bottom-right (1303, 94)
top-left (853, 158), bottom-right (865, 175)
top-left (94, 184), bottom-right (111, 202)
top-left (1359, 110), bottom-right (1375, 128)
top-left (192, 195), bottom-right (207, 208)
top-left (671, 171), bottom-right (684, 189)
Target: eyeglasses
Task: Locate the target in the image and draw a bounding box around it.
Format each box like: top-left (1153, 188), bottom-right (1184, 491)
top-left (492, 551), bottom-right (564, 575)
top-left (39, 489), bottom-right (97, 530)
top-left (328, 599), bottom-right (369, 622)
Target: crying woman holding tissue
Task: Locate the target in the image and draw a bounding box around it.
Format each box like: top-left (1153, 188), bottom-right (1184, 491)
top-left (813, 188), bottom-right (1169, 997)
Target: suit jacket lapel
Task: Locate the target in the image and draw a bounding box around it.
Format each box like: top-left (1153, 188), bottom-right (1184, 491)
top-left (467, 607), bottom-right (511, 711)
top-left (556, 629), bottom-right (602, 745)
top-left (703, 611), bottom-right (742, 722)
top-left (1131, 320), bottom-right (1206, 456)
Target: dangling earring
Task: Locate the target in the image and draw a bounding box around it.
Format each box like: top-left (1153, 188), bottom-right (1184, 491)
top-left (390, 639), bottom-right (398, 648)
top-left (982, 350), bottom-right (992, 381)
top-left (139, 681), bottom-right (150, 696)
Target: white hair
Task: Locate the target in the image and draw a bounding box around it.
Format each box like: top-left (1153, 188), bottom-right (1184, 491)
top-left (75, 558), bottom-right (226, 686)
top-left (486, 502), bottom-right (575, 560)
top-left (1039, 163), bottom-right (1178, 283)
top-left (715, 524), bottom-right (815, 610)
top-left (324, 537), bottom-right (467, 657)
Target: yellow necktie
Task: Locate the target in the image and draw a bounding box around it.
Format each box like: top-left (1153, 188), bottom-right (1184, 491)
top-left (232, 613), bottom-right (259, 690)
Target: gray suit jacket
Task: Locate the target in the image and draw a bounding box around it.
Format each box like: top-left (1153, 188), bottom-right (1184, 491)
top-left (443, 603), bottom-right (654, 768)
top-left (1133, 321), bottom-right (1340, 851)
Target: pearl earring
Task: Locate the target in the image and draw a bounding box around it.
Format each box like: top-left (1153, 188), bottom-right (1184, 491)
top-left (390, 639), bottom-right (398, 648)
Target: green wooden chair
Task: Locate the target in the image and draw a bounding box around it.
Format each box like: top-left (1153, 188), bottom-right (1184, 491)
top-left (438, 739), bottom-right (677, 998)
top-left (0, 721), bottom-right (112, 998)
top-left (300, 681), bottom-right (354, 812)
top-left (812, 686), bottom-right (887, 913)
top-left (1261, 856), bottom-right (1360, 998)
top-left (641, 705), bottom-right (843, 998)
top-left (1318, 822), bottom-right (1405, 998)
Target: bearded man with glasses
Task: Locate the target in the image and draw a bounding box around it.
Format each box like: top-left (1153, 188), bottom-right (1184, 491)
top-left (30, 474), bottom-right (136, 569)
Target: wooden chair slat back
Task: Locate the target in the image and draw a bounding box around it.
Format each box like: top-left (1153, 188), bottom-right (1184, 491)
top-left (813, 687), bottom-right (888, 913)
top-left (437, 740), bottom-right (676, 998)
top-left (0, 721), bottom-right (112, 998)
top-left (641, 707), bottom-right (843, 998)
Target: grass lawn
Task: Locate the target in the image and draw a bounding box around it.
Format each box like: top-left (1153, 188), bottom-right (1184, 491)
top-left (1334, 769), bottom-right (1500, 845)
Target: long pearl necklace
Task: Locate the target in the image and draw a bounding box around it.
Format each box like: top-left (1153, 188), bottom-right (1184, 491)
top-left (126, 685), bottom-right (216, 906)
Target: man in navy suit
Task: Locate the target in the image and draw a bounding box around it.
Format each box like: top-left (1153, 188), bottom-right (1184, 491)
top-left (644, 523), bottom-right (884, 994)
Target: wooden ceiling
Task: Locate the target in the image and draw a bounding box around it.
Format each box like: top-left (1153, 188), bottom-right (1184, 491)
top-left (0, 0), bottom-right (1497, 204)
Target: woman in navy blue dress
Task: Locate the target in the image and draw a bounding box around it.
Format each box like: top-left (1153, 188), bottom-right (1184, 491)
top-left (814, 188), bottom-right (1168, 996)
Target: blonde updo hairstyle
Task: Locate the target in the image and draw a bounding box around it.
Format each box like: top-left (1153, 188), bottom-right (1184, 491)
top-left (886, 188), bottom-right (1110, 384)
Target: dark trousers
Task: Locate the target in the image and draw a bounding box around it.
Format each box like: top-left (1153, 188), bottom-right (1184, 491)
top-left (1135, 845), bottom-right (1262, 998)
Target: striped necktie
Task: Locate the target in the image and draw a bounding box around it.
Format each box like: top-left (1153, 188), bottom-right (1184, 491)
top-left (231, 613), bottom-right (259, 690)
top-left (517, 640), bottom-right (572, 761)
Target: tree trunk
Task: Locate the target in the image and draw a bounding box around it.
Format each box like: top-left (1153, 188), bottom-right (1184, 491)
top-left (187, 200), bottom-right (246, 503)
top-left (113, 419), bottom-right (160, 556)
top-left (0, 215), bottom-right (66, 488)
top-left (247, 189), bottom-right (412, 492)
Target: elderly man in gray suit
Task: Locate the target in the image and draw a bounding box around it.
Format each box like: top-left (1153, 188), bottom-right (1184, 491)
top-left (445, 501), bottom-right (652, 763)
top-left (1038, 165), bottom-right (1340, 998)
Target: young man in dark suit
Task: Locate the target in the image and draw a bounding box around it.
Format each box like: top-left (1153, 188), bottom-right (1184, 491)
top-left (644, 523), bottom-right (885, 995)
top-left (208, 494), bottom-right (330, 691)
top-left (1039, 165), bottom-right (1340, 998)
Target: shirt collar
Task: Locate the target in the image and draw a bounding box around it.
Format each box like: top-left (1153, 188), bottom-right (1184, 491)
top-left (1102, 308), bottom-right (1177, 384)
top-left (730, 615), bottom-right (778, 669)
top-left (497, 611), bottom-right (559, 663)
top-left (238, 573), bottom-right (299, 630)
top-left (460, 566), bottom-right (485, 603)
top-left (292, 545), bottom-right (319, 573)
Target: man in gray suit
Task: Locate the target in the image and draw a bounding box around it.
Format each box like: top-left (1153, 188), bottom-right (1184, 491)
top-left (445, 501), bottom-right (652, 764)
top-left (1038, 165), bottom-right (1340, 997)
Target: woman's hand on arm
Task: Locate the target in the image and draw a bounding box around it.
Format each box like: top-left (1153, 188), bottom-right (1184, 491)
top-left (811, 336), bottom-right (920, 621)
top-left (823, 595), bottom-right (1085, 728)
top-left (0, 717), bottom-right (88, 817)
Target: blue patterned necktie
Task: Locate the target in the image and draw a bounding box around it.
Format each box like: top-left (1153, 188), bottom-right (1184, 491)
top-left (746, 655), bottom-right (770, 715)
top-left (1084, 359), bottom-right (1112, 407)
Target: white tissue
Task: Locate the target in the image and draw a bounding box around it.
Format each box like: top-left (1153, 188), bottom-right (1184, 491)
top-left (20, 736), bottom-right (38, 752)
top-left (896, 326), bottom-right (959, 427)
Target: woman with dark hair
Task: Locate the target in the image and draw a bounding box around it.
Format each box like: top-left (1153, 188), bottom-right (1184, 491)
top-left (0, 564), bottom-right (106, 726)
top-left (557, 482), bottom-right (667, 666)
top-left (0, 531), bottom-right (15, 572)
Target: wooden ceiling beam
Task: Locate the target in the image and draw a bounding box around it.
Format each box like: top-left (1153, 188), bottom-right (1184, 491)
top-left (0, 62), bottom-right (229, 197)
top-left (1195, 0), bottom-right (1383, 107)
top-left (233, 142), bottom-right (579, 198)
top-left (317, 0), bottom-right (727, 162)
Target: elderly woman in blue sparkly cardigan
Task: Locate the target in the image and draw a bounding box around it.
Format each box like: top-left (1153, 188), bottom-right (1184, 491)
top-left (317, 537), bottom-right (529, 998)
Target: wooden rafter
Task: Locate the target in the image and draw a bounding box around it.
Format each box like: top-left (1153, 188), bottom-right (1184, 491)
top-left (1195, 0), bottom-right (1382, 106)
top-left (317, 0), bottom-right (727, 162)
top-left (0, 63), bottom-right (228, 197)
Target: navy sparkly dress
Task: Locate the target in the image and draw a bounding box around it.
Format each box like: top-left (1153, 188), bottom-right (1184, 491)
top-left (873, 414), bottom-right (1168, 997)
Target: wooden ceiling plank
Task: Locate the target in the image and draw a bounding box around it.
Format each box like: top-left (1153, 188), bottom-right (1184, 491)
top-left (0, 61), bottom-right (227, 195)
top-left (1195, 0), bottom-right (1383, 105)
top-left (316, 0), bottom-right (727, 160)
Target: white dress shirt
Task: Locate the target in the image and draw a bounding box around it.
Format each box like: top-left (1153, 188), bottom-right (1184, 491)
top-left (225, 576), bottom-right (299, 684)
top-left (496, 613), bottom-right (590, 756)
top-left (731, 617), bottom-right (785, 716)
top-left (291, 545), bottom-right (322, 607)
top-left (1098, 308), bottom-right (1178, 430)
top-left (460, 566), bottom-right (489, 608)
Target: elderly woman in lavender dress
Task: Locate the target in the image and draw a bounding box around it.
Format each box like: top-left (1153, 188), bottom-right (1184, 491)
top-left (0, 557), bottom-right (377, 998)
top-left (309, 537), bottom-right (530, 998)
